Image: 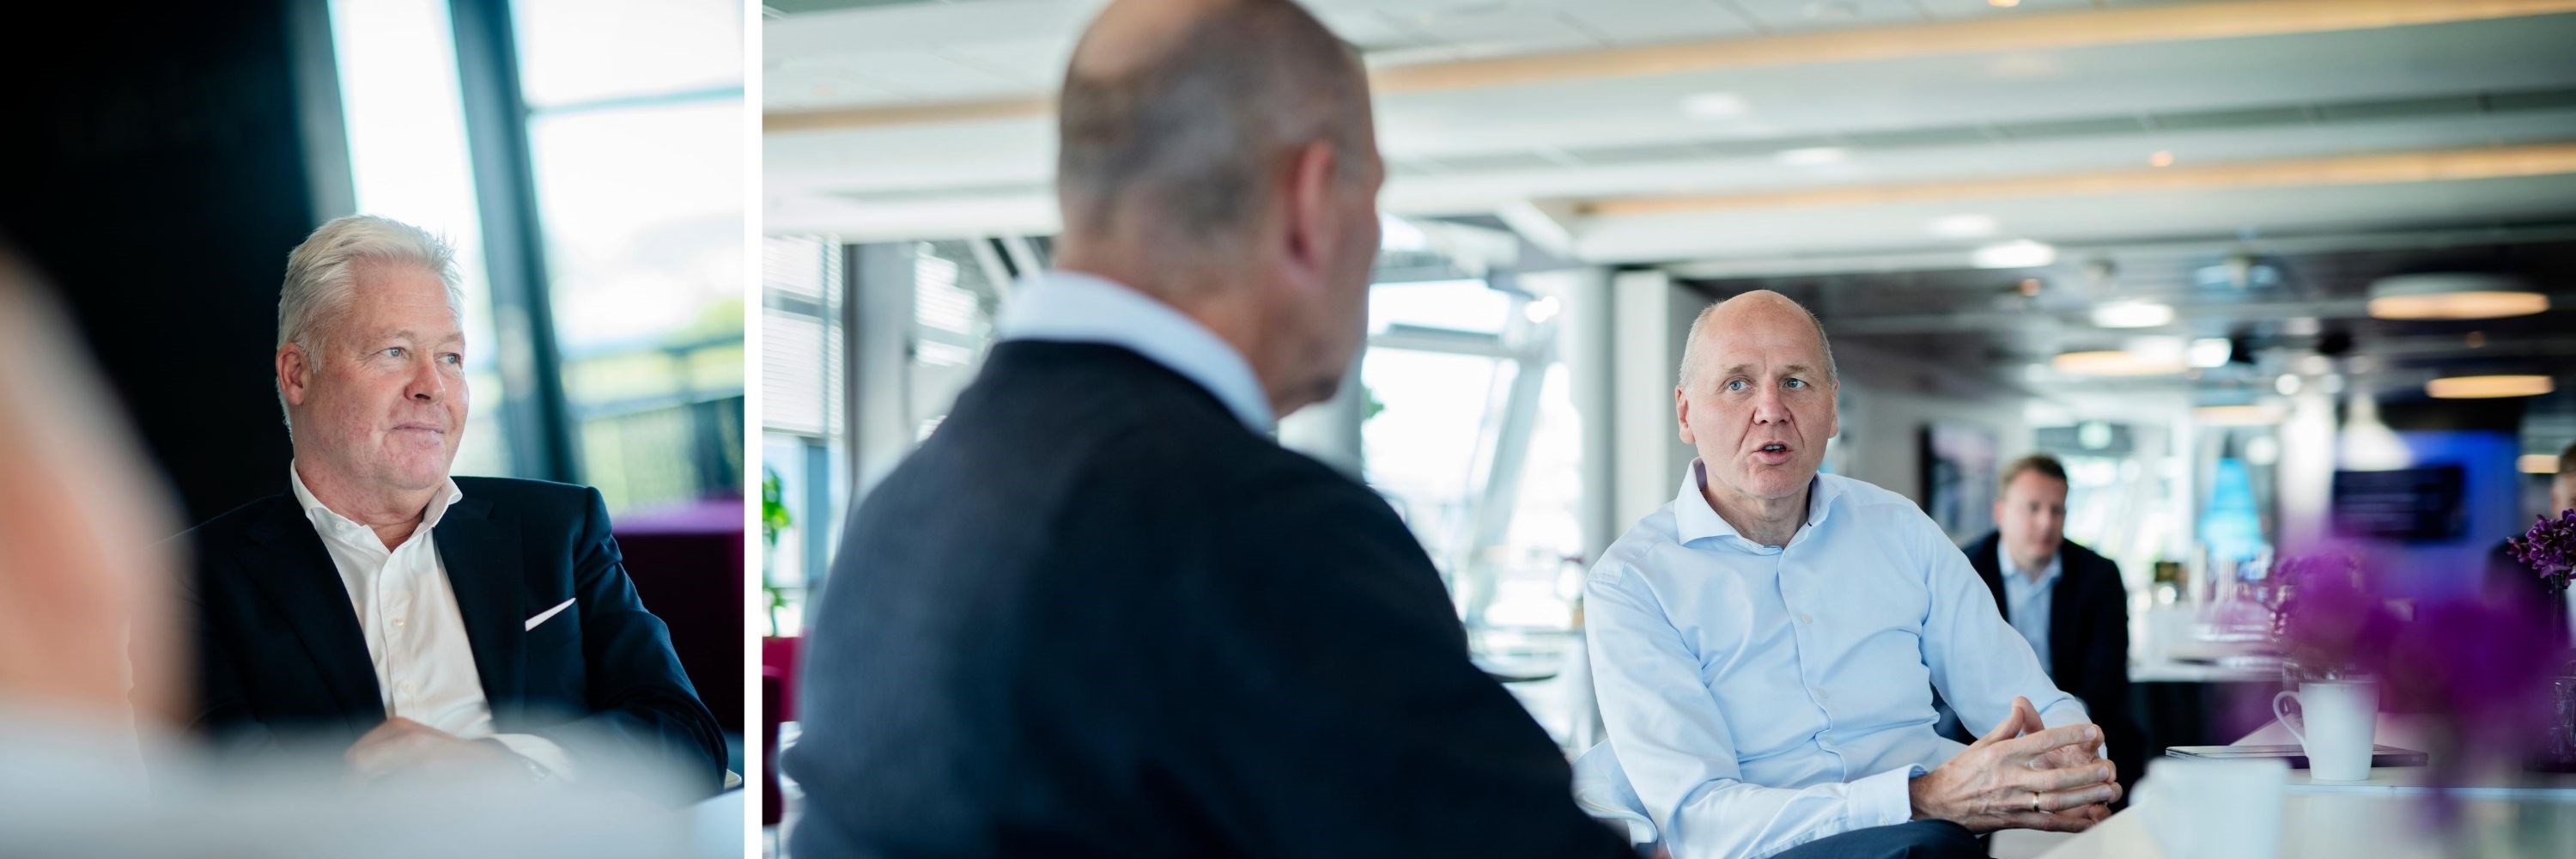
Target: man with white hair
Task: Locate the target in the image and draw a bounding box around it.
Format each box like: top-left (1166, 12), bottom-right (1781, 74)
top-left (1577, 290), bottom-right (2118, 859)
top-left (179, 215), bottom-right (724, 799)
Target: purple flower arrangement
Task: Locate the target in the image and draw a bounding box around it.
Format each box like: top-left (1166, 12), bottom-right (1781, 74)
top-left (2265, 545), bottom-right (2564, 783)
top-left (2506, 509), bottom-right (2576, 595)
top-left (2267, 551), bottom-right (2400, 680)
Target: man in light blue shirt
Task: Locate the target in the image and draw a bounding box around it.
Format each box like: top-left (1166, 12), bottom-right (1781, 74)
top-left (1577, 290), bottom-right (2118, 859)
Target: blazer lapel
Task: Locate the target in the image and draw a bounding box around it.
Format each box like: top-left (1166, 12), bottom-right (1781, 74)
top-left (432, 494), bottom-right (527, 725)
top-left (2048, 543), bottom-right (2086, 689)
top-left (1970, 536), bottom-right (2009, 622)
top-left (240, 500), bottom-right (385, 730)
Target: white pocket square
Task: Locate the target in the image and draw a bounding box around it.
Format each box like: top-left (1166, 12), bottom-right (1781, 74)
top-left (525, 598), bottom-right (575, 631)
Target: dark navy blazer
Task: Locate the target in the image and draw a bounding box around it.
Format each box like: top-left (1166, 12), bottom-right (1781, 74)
top-left (181, 477), bottom-right (726, 799)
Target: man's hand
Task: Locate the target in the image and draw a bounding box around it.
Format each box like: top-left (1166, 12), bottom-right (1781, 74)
top-left (1907, 697), bottom-right (2120, 833)
top-left (346, 717), bottom-right (519, 781)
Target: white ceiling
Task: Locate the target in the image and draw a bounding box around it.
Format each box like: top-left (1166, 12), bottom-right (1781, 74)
top-left (762, 0), bottom-right (2576, 273)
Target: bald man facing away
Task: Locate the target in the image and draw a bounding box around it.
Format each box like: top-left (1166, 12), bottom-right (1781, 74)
top-left (781, 2), bottom-right (1636, 857)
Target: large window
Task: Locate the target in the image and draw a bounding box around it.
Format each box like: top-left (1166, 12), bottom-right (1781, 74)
top-left (516, 0), bottom-right (745, 514)
top-left (326, 0), bottom-right (744, 515)
top-left (1360, 278), bottom-right (1586, 633)
top-left (762, 235), bottom-right (846, 637)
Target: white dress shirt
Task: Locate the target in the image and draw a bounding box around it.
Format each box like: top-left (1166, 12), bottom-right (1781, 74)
top-left (993, 269), bottom-right (1274, 430)
top-left (289, 464), bottom-right (573, 778)
top-left (1997, 544), bottom-right (2063, 676)
top-left (1582, 462), bottom-right (2084, 859)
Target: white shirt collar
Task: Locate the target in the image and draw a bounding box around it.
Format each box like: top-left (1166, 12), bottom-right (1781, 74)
top-left (288, 461), bottom-right (464, 544)
top-left (993, 270), bottom-right (1274, 430)
top-left (1671, 459), bottom-right (1844, 547)
top-left (1997, 541), bottom-right (2063, 587)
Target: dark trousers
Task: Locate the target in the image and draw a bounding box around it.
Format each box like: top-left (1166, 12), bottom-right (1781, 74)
top-left (1766, 821), bottom-right (1984, 859)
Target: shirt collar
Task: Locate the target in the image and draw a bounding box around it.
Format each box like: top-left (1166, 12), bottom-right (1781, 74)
top-left (1670, 459), bottom-right (1844, 547)
top-left (289, 460), bottom-right (464, 543)
top-left (993, 270), bottom-right (1274, 430)
top-left (1998, 541), bottom-right (2063, 587)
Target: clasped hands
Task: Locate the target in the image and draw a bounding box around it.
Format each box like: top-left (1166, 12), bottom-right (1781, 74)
top-left (345, 716), bottom-right (528, 783)
top-left (1907, 696), bottom-right (2119, 833)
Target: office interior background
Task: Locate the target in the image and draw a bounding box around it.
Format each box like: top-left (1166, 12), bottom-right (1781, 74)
top-left (756, 0), bottom-right (2576, 819)
top-left (3, 0), bottom-right (750, 766)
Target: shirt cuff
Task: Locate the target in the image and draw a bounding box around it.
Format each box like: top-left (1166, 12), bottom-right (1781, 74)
top-left (1850, 765), bottom-right (1924, 829)
top-left (489, 733), bottom-right (578, 782)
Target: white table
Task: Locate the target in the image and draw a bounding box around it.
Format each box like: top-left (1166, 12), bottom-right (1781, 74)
top-left (2036, 716), bottom-right (2576, 858)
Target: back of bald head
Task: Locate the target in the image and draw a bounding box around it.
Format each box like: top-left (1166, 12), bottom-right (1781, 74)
top-left (1056, 0), bottom-right (1370, 259)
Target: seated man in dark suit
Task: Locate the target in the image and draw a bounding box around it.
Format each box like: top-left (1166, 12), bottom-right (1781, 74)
top-left (781, 1), bottom-right (1635, 856)
top-left (182, 215), bottom-right (724, 799)
top-left (1963, 454), bottom-right (2141, 790)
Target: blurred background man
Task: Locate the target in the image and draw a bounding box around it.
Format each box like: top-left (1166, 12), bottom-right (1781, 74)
top-left (1963, 454), bottom-right (2142, 794)
top-left (185, 216), bottom-right (725, 797)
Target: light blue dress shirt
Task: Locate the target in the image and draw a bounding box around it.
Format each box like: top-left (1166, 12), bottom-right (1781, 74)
top-left (993, 269), bottom-right (1273, 430)
top-left (1997, 544), bottom-right (2063, 677)
top-left (1581, 462), bottom-right (2085, 859)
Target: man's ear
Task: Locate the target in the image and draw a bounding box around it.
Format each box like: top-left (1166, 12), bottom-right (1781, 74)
top-left (1674, 386), bottom-right (1695, 446)
top-left (276, 344), bottom-right (312, 408)
top-left (1281, 140), bottom-right (1338, 289)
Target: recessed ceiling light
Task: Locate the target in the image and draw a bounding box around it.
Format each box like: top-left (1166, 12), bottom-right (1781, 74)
top-left (2092, 302), bottom-right (2175, 329)
top-left (2187, 338), bottom-right (2231, 368)
top-left (2524, 454), bottom-right (2563, 474)
top-left (2367, 273), bottom-right (2549, 320)
top-left (1522, 295), bottom-right (1560, 324)
top-left (1681, 92), bottom-right (1748, 119)
top-left (2426, 375), bottom-right (2554, 399)
top-left (2149, 150), bottom-right (2175, 168)
top-left (2053, 348), bottom-right (2186, 377)
top-left (1973, 240), bottom-right (2057, 269)
top-left (2194, 404), bottom-right (2285, 425)
top-left (1927, 213), bottom-right (1998, 238)
top-left (2275, 374), bottom-right (2302, 396)
top-left (1989, 0), bottom-right (2022, 7)
top-left (1776, 146), bottom-right (1850, 167)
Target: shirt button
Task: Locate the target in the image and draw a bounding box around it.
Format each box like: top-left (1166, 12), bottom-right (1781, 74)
top-left (398, 682), bottom-right (416, 696)
top-left (392, 617), bottom-right (406, 629)
top-left (1799, 614), bottom-right (1814, 624)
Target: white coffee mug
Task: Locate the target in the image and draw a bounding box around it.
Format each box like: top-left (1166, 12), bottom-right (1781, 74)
top-left (2273, 679), bottom-right (2379, 782)
top-left (2135, 758), bottom-right (2287, 859)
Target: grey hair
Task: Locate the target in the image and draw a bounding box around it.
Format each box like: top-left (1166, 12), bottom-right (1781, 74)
top-left (274, 215), bottom-right (465, 430)
top-left (1678, 295), bottom-right (1839, 387)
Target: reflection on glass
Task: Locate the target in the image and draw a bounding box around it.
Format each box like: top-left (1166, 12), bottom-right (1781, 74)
top-left (330, 0), bottom-right (513, 478)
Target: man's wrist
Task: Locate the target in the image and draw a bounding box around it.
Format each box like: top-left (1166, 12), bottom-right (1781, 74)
top-left (1905, 770), bottom-right (1930, 821)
